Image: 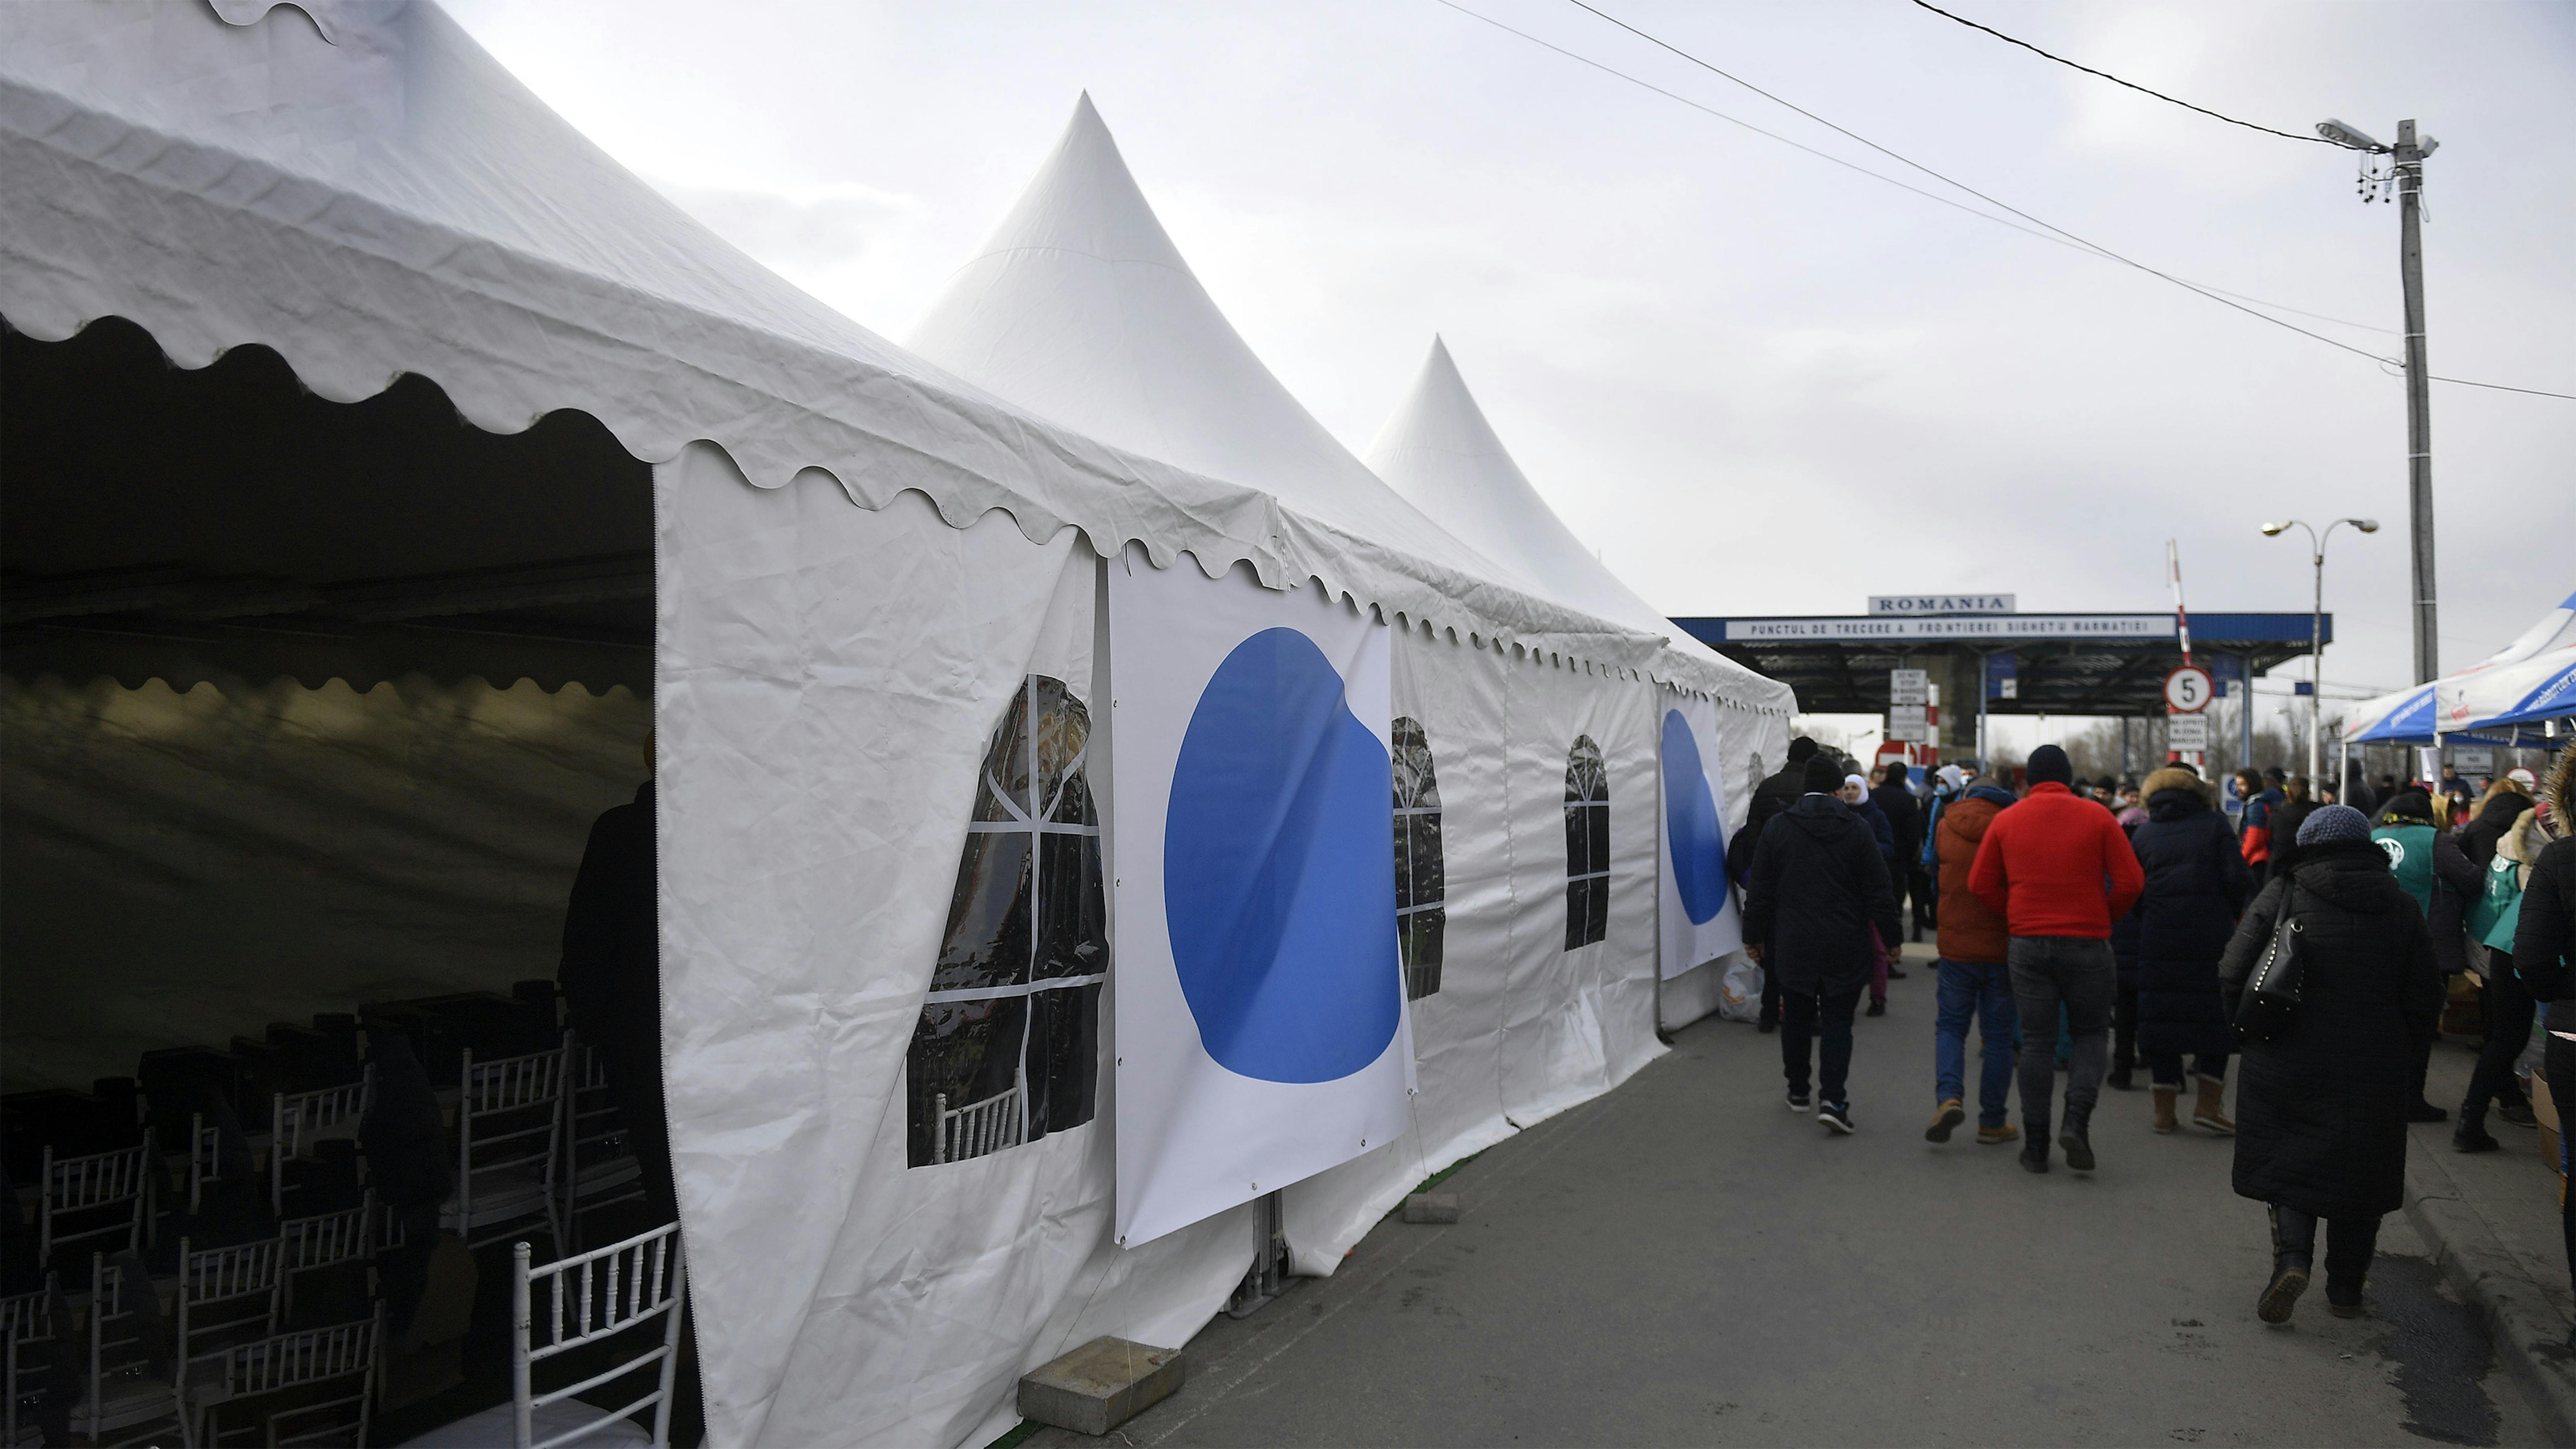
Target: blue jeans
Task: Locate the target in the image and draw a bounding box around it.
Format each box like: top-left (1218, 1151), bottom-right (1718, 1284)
top-left (1935, 958), bottom-right (2019, 1128)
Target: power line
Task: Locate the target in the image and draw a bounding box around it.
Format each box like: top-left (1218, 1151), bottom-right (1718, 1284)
top-left (1429, 1), bottom-right (2393, 340)
top-left (1535, 2), bottom-right (2570, 400)
top-left (1555, 0), bottom-right (2396, 365)
top-left (1908, 0), bottom-right (2334, 146)
top-left (2426, 375), bottom-right (2576, 402)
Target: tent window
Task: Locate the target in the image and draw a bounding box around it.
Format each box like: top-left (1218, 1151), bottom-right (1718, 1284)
top-left (907, 676), bottom-right (1105, 1167)
top-left (1563, 735), bottom-right (1610, 951)
top-left (1391, 717), bottom-right (1445, 1000)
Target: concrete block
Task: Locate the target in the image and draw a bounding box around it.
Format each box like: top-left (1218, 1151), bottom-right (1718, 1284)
top-left (1017, 1336), bottom-right (1184, 1436)
top-left (1402, 1192), bottom-right (1459, 1224)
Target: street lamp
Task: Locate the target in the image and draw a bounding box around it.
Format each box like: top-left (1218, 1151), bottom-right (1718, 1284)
top-left (2261, 517), bottom-right (2380, 799)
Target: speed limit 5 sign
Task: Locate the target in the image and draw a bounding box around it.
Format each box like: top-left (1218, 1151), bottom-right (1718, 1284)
top-left (2165, 665), bottom-right (2214, 714)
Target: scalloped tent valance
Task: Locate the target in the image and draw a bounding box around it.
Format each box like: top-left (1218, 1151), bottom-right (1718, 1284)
top-left (0, 0), bottom-right (1689, 683)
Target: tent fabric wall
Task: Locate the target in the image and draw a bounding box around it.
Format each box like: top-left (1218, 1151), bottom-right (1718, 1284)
top-left (0, 672), bottom-right (646, 1094)
top-left (1501, 655), bottom-right (1664, 1123)
top-left (658, 446), bottom-right (1272, 1447)
top-left (1280, 627), bottom-right (1520, 1273)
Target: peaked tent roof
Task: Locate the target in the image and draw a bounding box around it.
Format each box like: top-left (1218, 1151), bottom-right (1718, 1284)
top-left (0, 2), bottom-right (1649, 669)
top-left (2344, 587), bottom-right (2576, 744)
top-left (1365, 338), bottom-right (1790, 707)
top-left (904, 97), bottom-right (1734, 686)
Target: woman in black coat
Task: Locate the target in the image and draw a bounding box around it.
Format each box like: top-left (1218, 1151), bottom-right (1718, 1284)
top-left (2221, 804), bottom-right (2444, 1323)
top-left (2131, 767), bottom-right (2257, 1135)
top-left (1743, 755), bottom-right (1902, 1126)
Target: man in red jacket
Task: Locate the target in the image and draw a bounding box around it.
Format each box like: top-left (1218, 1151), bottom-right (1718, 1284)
top-left (1970, 744), bottom-right (2145, 1175)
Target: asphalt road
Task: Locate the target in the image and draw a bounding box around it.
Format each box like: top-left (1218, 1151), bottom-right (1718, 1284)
top-left (1053, 945), bottom-right (2553, 1448)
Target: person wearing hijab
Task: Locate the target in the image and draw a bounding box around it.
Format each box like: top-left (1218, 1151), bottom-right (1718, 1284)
top-left (2222, 805), bottom-right (2443, 1322)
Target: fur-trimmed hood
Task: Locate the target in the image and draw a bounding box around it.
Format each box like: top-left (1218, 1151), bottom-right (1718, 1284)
top-left (2547, 741), bottom-right (2576, 833)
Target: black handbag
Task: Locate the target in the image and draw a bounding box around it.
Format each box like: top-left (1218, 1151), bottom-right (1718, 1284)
top-left (2234, 881), bottom-right (2306, 1044)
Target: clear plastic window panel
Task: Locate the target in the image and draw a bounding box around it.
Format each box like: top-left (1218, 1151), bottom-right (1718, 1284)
top-left (1391, 718), bottom-right (1446, 1000)
top-left (1563, 735), bottom-right (1609, 951)
top-left (907, 676), bottom-right (1108, 1167)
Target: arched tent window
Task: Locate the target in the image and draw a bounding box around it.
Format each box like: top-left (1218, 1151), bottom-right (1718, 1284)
top-left (1391, 718), bottom-right (1445, 1000)
top-left (907, 676), bottom-right (1106, 1167)
top-left (1564, 735), bottom-right (1610, 950)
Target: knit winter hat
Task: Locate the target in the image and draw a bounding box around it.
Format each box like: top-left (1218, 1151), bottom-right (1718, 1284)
top-left (1803, 754), bottom-right (1847, 794)
top-left (1787, 736), bottom-right (1819, 764)
top-left (2026, 744), bottom-right (2073, 786)
top-left (2297, 803), bottom-right (2371, 846)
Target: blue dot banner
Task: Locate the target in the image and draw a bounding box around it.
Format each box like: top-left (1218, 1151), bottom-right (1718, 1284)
top-left (1106, 545), bottom-right (1412, 1250)
top-left (1657, 692), bottom-right (1744, 979)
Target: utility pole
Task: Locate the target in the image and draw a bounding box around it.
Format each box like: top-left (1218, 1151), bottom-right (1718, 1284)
top-left (2318, 117), bottom-right (2440, 684)
top-left (2396, 121), bottom-right (2436, 685)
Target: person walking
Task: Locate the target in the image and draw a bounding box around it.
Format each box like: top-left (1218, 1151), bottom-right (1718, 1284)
top-left (2236, 768), bottom-right (2287, 869)
top-left (1918, 763), bottom-right (1969, 909)
top-left (2268, 778), bottom-right (2319, 880)
top-left (1752, 736), bottom-right (1823, 820)
top-left (2455, 776), bottom-right (2540, 1150)
top-left (2376, 788), bottom-right (2476, 1121)
top-left (1744, 753), bottom-right (1902, 1135)
top-left (2221, 805), bottom-right (2444, 1322)
top-left (2128, 766), bottom-right (2257, 1135)
top-left (1729, 791), bottom-right (1788, 1034)
top-left (1926, 773), bottom-right (2023, 1146)
top-left (1873, 760), bottom-right (1925, 941)
top-left (1844, 772), bottom-right (1904, 1008)
top-left (2507, 744), bottom-right (2576, 1337)
top-left (2109, 812), bottom-right (2145, 1094)
top-left (1970, 743), bottom-right (2146, 1173)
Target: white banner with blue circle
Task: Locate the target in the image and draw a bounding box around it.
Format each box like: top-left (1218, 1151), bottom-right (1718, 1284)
top-left (1106, 549), bottom-right (1414, 1248)
top-left (1657, 692), bottom-right (1743, 979)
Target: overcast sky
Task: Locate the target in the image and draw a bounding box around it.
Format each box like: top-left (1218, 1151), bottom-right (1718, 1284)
top-left (448, 0), bottom-right (2572, 706)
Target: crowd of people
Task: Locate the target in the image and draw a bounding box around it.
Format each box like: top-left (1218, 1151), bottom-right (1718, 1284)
top-left (1732, 732), bottom-right (2576, 1328)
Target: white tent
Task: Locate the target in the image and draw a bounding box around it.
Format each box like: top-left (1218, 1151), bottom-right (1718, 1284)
top-left (909, 100), bottom-right (1790, 1295)
top-left (1362, 337), bottom-right (1778, 697)
top-left (2, 8), bottom-right (1793, 1447)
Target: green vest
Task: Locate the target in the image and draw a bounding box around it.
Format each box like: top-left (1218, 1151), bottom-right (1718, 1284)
top-left (2372, 824), bottom-right (2437, 915)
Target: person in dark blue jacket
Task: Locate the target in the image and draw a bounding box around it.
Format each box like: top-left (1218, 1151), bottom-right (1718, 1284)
top-left (2131, 766), bottom-right (2258, 1135)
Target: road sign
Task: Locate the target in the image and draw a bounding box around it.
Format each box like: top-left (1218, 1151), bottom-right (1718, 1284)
top-left (2167, 713), bottom-right (2211, 752)
top-left (1888, 703), bottom-right (1931, 743)
top-left (2164, 665), bottom-right (2215, 714)
top-left (1889, 668), bottom-right (1928, 706)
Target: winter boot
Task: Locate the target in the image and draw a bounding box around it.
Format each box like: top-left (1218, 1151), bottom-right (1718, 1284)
top-left (2151, 1085), bottom-right (2180, 1134)
top-left (2191, 1075), bottom-right (2235, 1135)
top-left (2259, 1207), bottom-right (2312, 1325)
